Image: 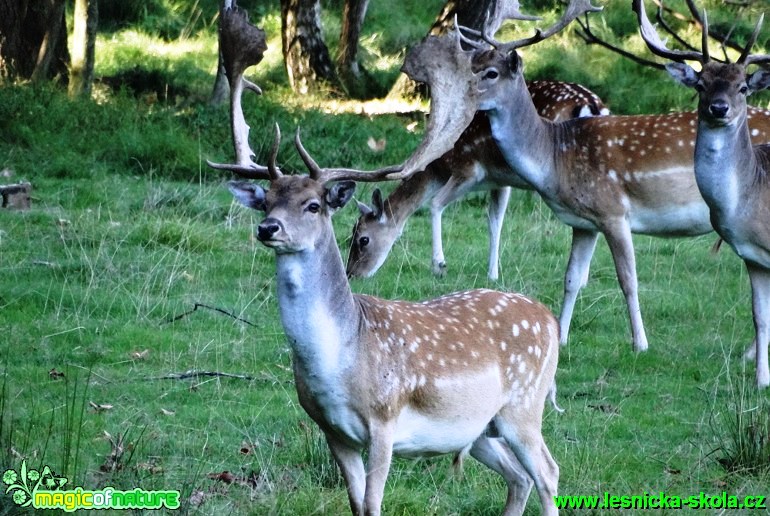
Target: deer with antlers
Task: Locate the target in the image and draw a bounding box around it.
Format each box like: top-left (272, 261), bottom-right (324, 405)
top-left (395, 0), bottom-right (770, 355)
top-left (347, 80), bottom-right (610, 280)
top-left (222, 126), bottom-right (562, 515)
top-left (634, 0), bottom-right (770, 387)
top-left (211, 6), bottom-right (563, 514)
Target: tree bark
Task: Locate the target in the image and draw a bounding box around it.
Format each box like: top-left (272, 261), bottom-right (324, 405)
top-left (387, 0), bottom-right (495, 100)
top-left (280, 0), bottom-right (340, 95)
top-left (337, 0), bottom-right (370, 98)
top-left (1, 0), bottom-right (69, 83)
top-left (68, 0), bottom-right (98, 97)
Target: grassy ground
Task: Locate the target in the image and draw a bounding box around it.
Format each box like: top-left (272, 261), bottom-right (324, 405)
top-left (1, 0), bottom-right (770, 514)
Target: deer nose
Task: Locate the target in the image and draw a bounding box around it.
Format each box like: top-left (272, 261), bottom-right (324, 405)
top-left (257, 218), bottom-right (282, 241)
top-left (709, 100), bottom-right (729, 119)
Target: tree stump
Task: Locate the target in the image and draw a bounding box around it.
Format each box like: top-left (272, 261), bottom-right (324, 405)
top-left (0, 182), bottom-right (32, 210)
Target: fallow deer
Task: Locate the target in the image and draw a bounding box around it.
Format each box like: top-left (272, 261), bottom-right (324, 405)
top-left (634, 0), bottom-right (770, 387)
top-left (347, 80), bottom-right (610, 280)
top-left (223, 126), bottom-right (562, 515)
top-left (395, 0), bottom-right (770, 355)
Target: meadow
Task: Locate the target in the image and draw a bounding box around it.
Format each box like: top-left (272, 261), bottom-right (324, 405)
top-left (1, 0), bottom-right (769, 513)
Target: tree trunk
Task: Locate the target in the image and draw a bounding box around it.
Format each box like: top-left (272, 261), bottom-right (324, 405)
top-left (68, 0), bottom-right (98, 97)
top-left (209, 0), bottom-right (233, 106)
top-left (337, 0), bottom-right (371, 98)
top-left (387, 0), bottom-right (495, 100)
top-left (1, 0), bottom-right (69, 83)
top-left (280, 0), bottom-right (340, 95)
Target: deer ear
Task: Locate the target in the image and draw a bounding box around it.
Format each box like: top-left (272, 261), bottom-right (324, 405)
top-left (228, 181), bottom-right (266, 211)
top-left (665, 62), bottom-right (699, 88)
top-left (371, 188), bottom-right (387, 222)
top-left (747, 69), bottom-right (770, 95)
top-left (326, 181), bottom-right (356, 211)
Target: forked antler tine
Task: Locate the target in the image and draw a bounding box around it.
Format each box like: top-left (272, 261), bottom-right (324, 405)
top-left (495, 0), bottom-right (602, 52)
top-left (293, 128), bottom-right (404, 184)
top-left (633, 0), bottom-right (704, 63)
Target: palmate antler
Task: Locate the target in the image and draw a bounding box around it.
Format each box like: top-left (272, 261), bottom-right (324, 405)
top-left (390, 0), bottom-right (601, 184)
top-left (206, 5), bottom-right (269, 178)
top-left (207, 5), bottom-right (405, 184)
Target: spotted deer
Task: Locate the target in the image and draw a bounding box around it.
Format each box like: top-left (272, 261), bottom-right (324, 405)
top-left (347, 80), bottom-right (610, 280)
top-left (634, 0), bottom-right (770, 387)
top-left (221, 126), bottom-right (562, 515)
top-left (395, 0), bottom-right (770, 355)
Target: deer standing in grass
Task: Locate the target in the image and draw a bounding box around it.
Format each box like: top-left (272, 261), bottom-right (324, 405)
top-left (634, 0), bottom-right (770, 387)
top-left (400, 0), bottom-right (770, 354)
top-left (347, 80), bottom-right (610, 280)
top-left (223, 127), bottom-right (562, 515)
top-left (211, 8), bottom-right (563, 513)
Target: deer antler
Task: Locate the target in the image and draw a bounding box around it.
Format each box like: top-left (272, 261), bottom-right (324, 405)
top-left (633, 0), bottom-right (708, 63)
top-left (207, 5), bottom-right (270, 178)
top-left (389, 27), bottom-right (480, 181)
top-left (489, 0), bottom-right (602, 52)
top-left (293, 128), bottom-right (404, 184)
top-left (575, 13), bottom-right (666, 70)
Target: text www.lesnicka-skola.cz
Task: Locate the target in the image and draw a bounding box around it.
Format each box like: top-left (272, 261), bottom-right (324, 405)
top-left (554, 491), bottom-right (767, 510)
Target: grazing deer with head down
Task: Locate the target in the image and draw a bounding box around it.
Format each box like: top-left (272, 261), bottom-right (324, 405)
top-left (347, 80), bottom-right (610, 280)
top-left (397, 0), bottom-right (770, 354)
top-left (222, 126), bottom-right (562, 515)
top-left (634, 0), bottom-right (770, 387)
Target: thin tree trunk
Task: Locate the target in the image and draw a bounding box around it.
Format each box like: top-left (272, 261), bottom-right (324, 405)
top-left (280, 0), bottom-right (340, 95)
top-left (30, 0), bottom-right (69, 83)
top-left (337, 0), bottom-right (370, 98)
top-left (68, 0), bottom-right (98, 97)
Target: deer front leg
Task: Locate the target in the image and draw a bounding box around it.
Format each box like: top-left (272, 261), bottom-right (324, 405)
top-left (430, 173), bottom-right (485, 276)
top-left (487, 187), bottom-right (512, 281)
top-left (602, 219), bottom-right (649, 352)
top-left (325, 434), bottom-right (366, 514)
top-left (363, 421), bottom-right (395, 515)
top-left (559, 228), bottom-right (599, 345)
top-left (747, 262), bottom-right (770, 388)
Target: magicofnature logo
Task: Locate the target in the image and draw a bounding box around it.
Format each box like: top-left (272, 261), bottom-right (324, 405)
top-left (3, 460), bottom-right (180, 511)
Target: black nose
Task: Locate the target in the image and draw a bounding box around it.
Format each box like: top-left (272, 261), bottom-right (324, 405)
top-left (709, 100), bottom-right (729, 118)
top-left (257, 218), bottom-right (281, 241)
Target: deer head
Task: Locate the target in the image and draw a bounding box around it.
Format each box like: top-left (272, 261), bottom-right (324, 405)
top-left (633, 0), bottom-right (770, 128)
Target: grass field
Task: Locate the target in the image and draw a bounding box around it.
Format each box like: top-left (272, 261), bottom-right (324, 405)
top-left (2, 0), bottom-right (770, 514)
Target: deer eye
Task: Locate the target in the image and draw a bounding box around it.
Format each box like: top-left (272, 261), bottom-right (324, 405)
top-left (483, 69), bottom-right (499, 80)
top-left (306, 202), bottom-right (321, 213)
top-left (694, 82), bottom-right (705, 93)
top-left (359, 236), bottom-right (370, 248)
top-left (739, 84), bottom-right (749, 95)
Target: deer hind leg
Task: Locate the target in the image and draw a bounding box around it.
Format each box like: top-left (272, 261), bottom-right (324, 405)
top-left (493, 412), bottom-right (559, 516)
top-left (325, 434), bottom-right (366, 514)
top-left (487, 186), bottom-right (512, 281)
top-left (747, 262), bottom-right (770, 388)
top-left (559, 228), bottom-right (599, 345)
top-left (470, 435), bottom-right (533, 516)
top-left (430, 173), bottom-right (485, 276)
top-left (602, 219), bottom-right (649, 353)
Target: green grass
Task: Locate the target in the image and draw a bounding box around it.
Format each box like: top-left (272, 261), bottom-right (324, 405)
top-left (2, 0), bottom-right (770, 514)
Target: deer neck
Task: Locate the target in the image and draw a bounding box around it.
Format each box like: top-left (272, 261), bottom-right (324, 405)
top-left (483, 77), bottom-right (559, 196)
top-left (386, 171), bottom-right (447, 229)
top-left (274, 227), bottom-right (360, 375)
top-left (694, 113), bottom-right (755, 221)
